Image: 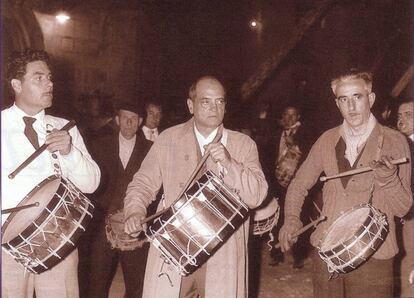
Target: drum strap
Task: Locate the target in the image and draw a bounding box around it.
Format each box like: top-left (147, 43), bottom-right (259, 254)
top-left (367, 132), bottom-right (384, 205)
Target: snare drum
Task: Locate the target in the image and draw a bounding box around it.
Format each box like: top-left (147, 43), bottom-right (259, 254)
top-left (146, 170), bottom-right (249, 276)
top-left (1, 175), bottom-right (94, 274)
top-left (105, 211), bottom-right (146, 251)
top-left (318, 204), bottom-right (388, 274)
top-left (252, 197), bottom-right (279, 236)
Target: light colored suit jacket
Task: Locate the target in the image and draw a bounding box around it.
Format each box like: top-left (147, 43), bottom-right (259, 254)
top-left (124, 118), bottom-right (267, 298)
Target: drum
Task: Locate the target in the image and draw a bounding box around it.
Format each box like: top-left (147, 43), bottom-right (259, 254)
top-left (146, 170), bottom-right (249, 276)
top-left (106, 210), bottom-right (146, 251)
top-left (252, 197), bottom-right (279, 236)
top-left (318, 204), bottom-right (388, 274)
top-left (1, 175), bottom-right (94, 274)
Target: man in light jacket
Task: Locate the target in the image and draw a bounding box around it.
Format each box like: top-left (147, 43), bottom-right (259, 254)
top-left (123, 75), bottom-right (268, 298)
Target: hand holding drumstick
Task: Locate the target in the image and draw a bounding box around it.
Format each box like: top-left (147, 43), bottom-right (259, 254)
top-left (320, 157), bottom-right (408, 182)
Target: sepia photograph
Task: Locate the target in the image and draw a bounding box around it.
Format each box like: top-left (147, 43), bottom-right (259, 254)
top-left (1, 0), bottom-right (413, 297)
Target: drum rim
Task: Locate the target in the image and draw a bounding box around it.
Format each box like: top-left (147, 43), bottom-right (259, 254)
top-left (105, 210), bottom-right (145, 250)
top-left (319, 203), bottom-right (376, 251)
top-left (1, 175), bottom-right (60, 238)
top-left (146, 170), bottom-right (249, 276)
top-left (318, 203), bottom-right (389, 274)
top-left (319, 225), bottom-right (388, 273)
top-left (2, 177), bottom-right (94, 273)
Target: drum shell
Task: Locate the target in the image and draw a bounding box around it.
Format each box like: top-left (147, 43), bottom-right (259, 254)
top-left (318, 204), bottom-right (388, 274)
top-left (252, 197), bottom-right (279, 235)
top-left (2, 176), bottom-right (94, 274)
top-left (146, 171), bottom-right (249, 276)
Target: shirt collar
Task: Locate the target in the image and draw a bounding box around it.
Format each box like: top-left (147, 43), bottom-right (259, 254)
top-left (119, 132), bottom-right (136, 145)
top-left (142, 125), bottom-right (157, 133)
top-left (194, 126), bottom-right (218, 145)
top-left (12, 103), bottom-right (46, 127)
top-left (193, 123), bottom-right (228, 155)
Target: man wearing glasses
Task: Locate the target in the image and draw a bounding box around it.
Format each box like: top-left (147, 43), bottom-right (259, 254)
top-left (278, 70), bottom-right (412, 298)
top-left (122, 75), bottom-right (267, 298)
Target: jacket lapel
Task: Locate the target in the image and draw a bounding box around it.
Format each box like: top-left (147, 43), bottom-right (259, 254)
top-left (357, 123), bottom-right (381, 168)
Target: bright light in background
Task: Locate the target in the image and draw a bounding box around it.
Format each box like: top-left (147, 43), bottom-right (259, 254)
top-left (250, 20), bottom-right (258, 28)
top-left (56, 13), bottom-right (70, 24)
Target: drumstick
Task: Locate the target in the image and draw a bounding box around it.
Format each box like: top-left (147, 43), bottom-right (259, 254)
top-left (8, 120), bottom-right (76, 179)
top-left (273, 215), bottom-right (326, 249)
top-left (1, 202), bottom-right (40, 214)
top-left (140, 128), bottom-right (224, 226)
top-left (319, 157), bottom-right (408, 182)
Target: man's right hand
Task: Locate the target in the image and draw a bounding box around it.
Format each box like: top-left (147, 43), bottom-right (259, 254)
top-left (278, 220), bottom-right (302, 252)
top-left (124, 214), bottom-right (147, 237)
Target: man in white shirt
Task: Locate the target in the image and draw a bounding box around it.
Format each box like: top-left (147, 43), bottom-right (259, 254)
top-left (1, 49), bottom-right (100, 298)
top-left (86, 102), bottom-right (152, 298)
top-left (141, 100), bottom-right (163, 142)
top-left (397, 99), bottom-right (414, 297)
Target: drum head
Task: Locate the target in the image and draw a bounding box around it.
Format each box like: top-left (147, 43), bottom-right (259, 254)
top-left (2, 176), bottom-right (60, 243)
top-left (320, 207), bottom-right (370, 251)
top-left (253, 197), bottom-right (279, 222)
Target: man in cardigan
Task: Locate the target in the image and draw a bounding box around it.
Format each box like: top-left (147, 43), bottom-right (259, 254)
top-left (86, 102), bottom-right (152, 298)
top-left (396, 99), bottom-right (414, 297)
top-left (123, 76), bottom-right (268, 298)
top-left (278, 70), bottom-right (412, 298)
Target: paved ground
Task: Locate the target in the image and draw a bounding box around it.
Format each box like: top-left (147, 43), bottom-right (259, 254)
top-left (108, 236), bottom-right (314, 298)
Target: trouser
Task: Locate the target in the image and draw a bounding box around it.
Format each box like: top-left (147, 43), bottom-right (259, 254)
top-left (397, 216), bottom-right (414, 297)
top-left (270, 186), bottom-right (312, 263)
top-left (2, 249), bottom-right (79, 298)
top-left (179, 262), bottom-right (207, 298)
top-left (311, 249), bottom-right (393, 298)
top-left (87, 226), bottom-right (149, 298)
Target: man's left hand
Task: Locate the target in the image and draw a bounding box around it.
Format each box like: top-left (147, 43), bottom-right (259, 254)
top-left (45, 129), bottom-right (72, 155)
top-left (204, 142), bottom-right (232, 169)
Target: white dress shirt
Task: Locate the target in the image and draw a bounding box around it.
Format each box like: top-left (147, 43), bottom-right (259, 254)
top-left (142, 125), bottom-right (159, 141)
top-left (194, 125), bottom-right (228, 174)
top-left (119, 133), bottom-right (136, 169)
top-left (1, 104), bottom-right (101, 224)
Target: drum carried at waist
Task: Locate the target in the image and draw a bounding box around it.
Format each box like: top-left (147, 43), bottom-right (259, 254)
top-left (317, 203), bottom-right (388, 275)
top-left (1, 175), bottom-right (94, 274)
top-left (146, 170), bottom-right (249, 276)
top-left (252, 197), bottom-right (279, 236)
top-left (106, 210), bottom-right (147, 251)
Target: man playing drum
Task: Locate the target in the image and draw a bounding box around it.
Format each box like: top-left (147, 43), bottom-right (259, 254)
top-left (278, 69), bottom-right (412, 298)
top-left (1, 49), bottom-right (100, 297)
top-left (123, 76), bottom-right (268, 298)
top-left (86, 102), bottom-right (152, 298)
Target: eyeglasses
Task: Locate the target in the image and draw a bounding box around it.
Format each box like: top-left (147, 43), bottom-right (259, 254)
top-left (198, 98), bottom-right (226, 109)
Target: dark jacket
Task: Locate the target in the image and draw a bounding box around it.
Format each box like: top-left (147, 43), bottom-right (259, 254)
top-left (263, 124), bottom-right (313, 194)
top-left (90, 130), bottom-right (152, 219)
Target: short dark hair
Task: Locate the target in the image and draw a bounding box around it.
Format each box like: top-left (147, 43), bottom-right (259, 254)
top-left (398, 97), bottom-right (413, 107)
top-left (282, 104), bottom-right (301, 115)
top-left (7, 49), bottom-right (51, 83)
top-left (144, 99), bottom-right (163, 113)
